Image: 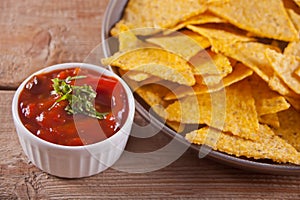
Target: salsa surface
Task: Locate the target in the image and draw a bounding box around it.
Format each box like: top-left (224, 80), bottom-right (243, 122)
top-left (18, 67), bottom-right (128, 146)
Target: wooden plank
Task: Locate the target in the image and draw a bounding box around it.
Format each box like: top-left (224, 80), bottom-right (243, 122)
top-left (0, 0), bottom-right (109, 89)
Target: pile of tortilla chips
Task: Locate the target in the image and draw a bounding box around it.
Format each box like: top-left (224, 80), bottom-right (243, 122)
top-left (103, 0), bottom-right (300, 165)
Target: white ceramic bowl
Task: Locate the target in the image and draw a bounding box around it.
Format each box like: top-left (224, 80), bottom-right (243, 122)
top-left (12, 63), bottom-right (135, 178)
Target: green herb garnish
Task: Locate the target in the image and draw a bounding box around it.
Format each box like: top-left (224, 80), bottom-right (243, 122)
top-left (50, 75), bottom-right (108, 119)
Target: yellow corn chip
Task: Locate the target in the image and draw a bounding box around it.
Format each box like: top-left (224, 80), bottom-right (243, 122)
top-left (130, 83), bottom-right (186, 133)
top-left (269, 76), bottom-right (300, 112)
top-left (118, 67), bottom-right (153, 82)
top-left (229, 58), bottom-right (237, 67)
top-left (165, 90), bottom-right (226, 133)
top-left (185, 125), bottom-right (300, 164)
top-left (105, 47), bottom-right (196, 86)
top-left (165, 62), bottom-right (252, 100)
top-left (190, 49), bottom-right (232, 77)
top-left (266, 49), bottom-right (300, 94)
top-left (207, 0), bottom-right (230, 3)
top-left (268, 75), bottom-right (299, 98)
top-left (126, 71), bottom-right (151, 82)
top-left (213, 41), bottom-right (278, 82)
top-left (285, 4), bottom-right (300, 34)
top-left (118, 69), bottom-right (162, 85)
top-left (259, 113), bottom-right (280, 128)
top-left (273, 107), bottom-right (300, 152)
top-left (186, 11), bottom-right (227, 24)
top-left (293, 0), bottom-right (300, 7)
top-left (284, 41), bottom-right (300, 57)
top-left (270, 40), bottom-right (287, 51)
top-left (208, 0), bottom-right (298, 41)
top-left (166, 120), bottom-right (185, 133)
top-left (201, 75), bottom-right (223, 86)
top-left (102, 28), bottom-right (153, 66)
top-left (187, 24), bottom-right (253, 45)
top-left (285, 96), bottom-right (300, 112)
top-left (166, 79), bottom-right (259, 140)
top-left (248, 74), bottom-right (290, 116)
top-left (146, 33), bottom-right (203, 60)
top-left (287, 6), bottom-right (300, 33)
top-left (164, 11), bottom-right (227, 34)
top-left (135, 84), bottom-right (174, 106)
top-left (180, 30), bottom-right (211, 49)
top-left (134, 83), bottom-right (175, 118)
top-left (284, 32), bottom-right (300, 80)
top-left (295, 67), bottom-right (300, 78)
top-left (111, 0), bottom-right (208, 36)
top-left (117, 24), bottom-right (144, 51)
top-left (187, 25), bottom-right (278, 82)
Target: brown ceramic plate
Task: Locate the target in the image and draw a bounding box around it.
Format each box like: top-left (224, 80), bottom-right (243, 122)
top-left (101, 0), bottom-right (300, 175)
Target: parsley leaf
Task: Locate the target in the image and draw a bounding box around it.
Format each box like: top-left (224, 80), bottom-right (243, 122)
top-left (50, 75), bottom-right (108, 119)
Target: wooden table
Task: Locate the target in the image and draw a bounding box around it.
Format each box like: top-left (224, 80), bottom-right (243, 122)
top-left (1, 0), bottom-right (300, 199)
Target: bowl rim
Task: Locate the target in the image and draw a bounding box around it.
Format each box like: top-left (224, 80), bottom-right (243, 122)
top-left (12, 62), bottom-right (135, 150)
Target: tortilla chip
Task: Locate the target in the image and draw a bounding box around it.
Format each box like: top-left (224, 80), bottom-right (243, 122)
top-left (285, 4), bottom-right (300, 34)
top-left (131, 83), bottom-right (186, 132)
top-left (126, 72), bottom-right (151, 82)
top-left (259, 113), bottom-right (280, 128)
top-left (135, 84), bottom-right (174, 106)
top-left (190, 49), bottom-right (232, 77)
top-left (208, 0), bottom-right (298, 41)
top-left (179, 30), bottom-right (211, 49)
top-left (285, 96), bottom-right (300, 111)
top-left (164, 11), bottom-right (227, 34)
top-left (188, 25), bottom-right (278, 82)
top-left (270, 40), bottom-right (288, 51)
top-left (185, 125), bottom-right (300, 164)
top-left (165, 90), bottom-right (225, 132)
top-left (287, 6), bottom-right (300, 33)
top-left (134, 83), bottom-right (176, 118)
top-left (293, 0), bottom-right (300, 7)
top-left (200, 75), bottom-right (223, 86)
top-left (213, 41), bottom-right (278, 82)
top-left (166, 79), bottom-right (259, 140)
top-left (248, 74), bottom-right (290, 116)
top-left (118, 69), bottom-right (163, 88)
top-left (190, 48), bottom-right (233, 87)
top-left (102, 28), bottom-right (153, 66)
top-left (284, 41), bottom-right (300, 78)
top-left (146, 33), bottom-right (203, 60)
top-left (294, 67), bottom-right (300, 78)
top-left (117, 24), bottom-right (144, 51)
top-left (284, 41), bottom-right (300, 57)
top-left (185, 11), bottom-right (227, 24)
top-left (228, 58), bottom-right (237, 67)
top-left (111, 0), bottom-right (208, 36)
top-left (118, 68), bottom-right (154, 82)
top-left (187, 24), bottom-right (253, 45)
top-left (268, 74), bottom-right (299, 98)
top-left (266, 49), bottom-right (300, 94)
top-left (105, 47), bottom-right (196, 86)
top-left (273, 107), bottom-right (300, 151)
top-left (165, 62), bottom-right (252, 100)
top-left (166, 120), bottom-right (185, 133)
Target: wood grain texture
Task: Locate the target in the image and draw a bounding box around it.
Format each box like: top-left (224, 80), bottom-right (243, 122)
top-left (2, 0), bottom-right (300, 199)
top-left (0, 0), bottom-right (109, 89)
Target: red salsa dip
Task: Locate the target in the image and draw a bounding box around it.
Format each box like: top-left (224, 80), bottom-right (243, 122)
top-left (18, 67), bottom-right (128, 146)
